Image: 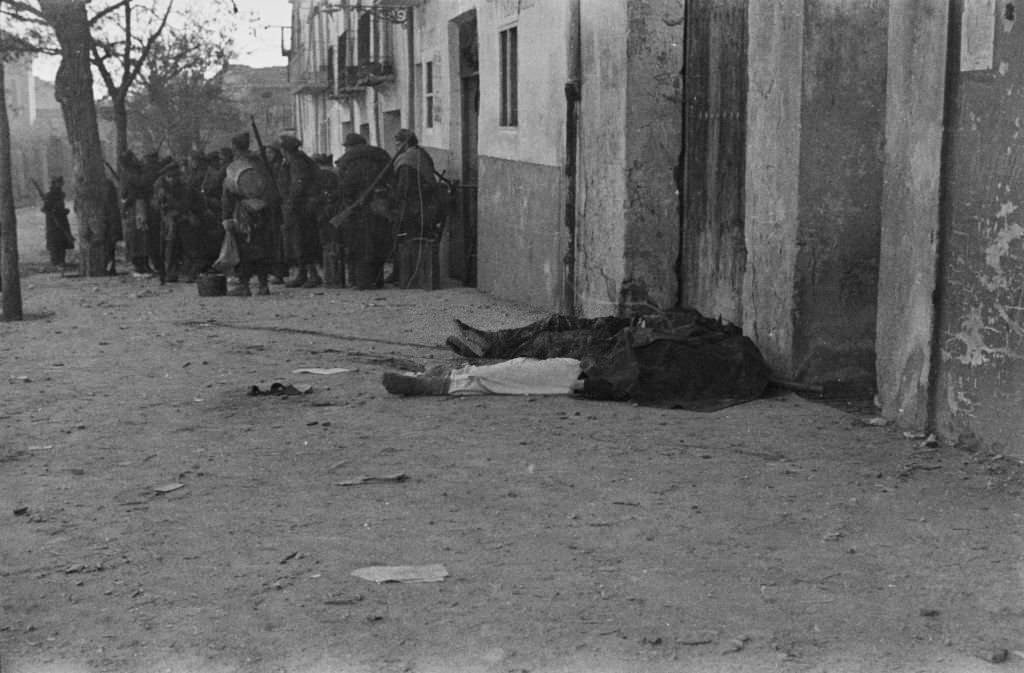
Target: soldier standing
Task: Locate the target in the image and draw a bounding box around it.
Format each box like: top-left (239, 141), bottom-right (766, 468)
top-left (221, 132), bottom-right (276, 296)
top-left (312, 153), bottom-right (342, 286)
top-left (279, 135), bottom-right (323, 288)
top-left (42, 176), bottom-right (74, 268)
top-left (154, 161), bottom-right (199, 282)
top-left (263, 144), bottom-right (288, 284)
top-left (120, 152), bottom-right (147, 275)
top-left (335, 133), bottom-right (393, 289)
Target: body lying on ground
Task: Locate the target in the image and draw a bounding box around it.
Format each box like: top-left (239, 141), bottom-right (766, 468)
top-left (382, 308), bottom-right (772, 411)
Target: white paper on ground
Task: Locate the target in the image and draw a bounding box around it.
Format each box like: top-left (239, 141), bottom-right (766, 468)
top-left (351, 564), bottom-right (449, 583)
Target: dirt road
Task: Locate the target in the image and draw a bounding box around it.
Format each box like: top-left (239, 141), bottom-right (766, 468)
top-left (2, 208), bottom-right (1022, 673)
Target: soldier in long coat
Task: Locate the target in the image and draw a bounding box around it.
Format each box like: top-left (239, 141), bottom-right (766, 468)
top-left (42, 176), bottom-right (74, 267)
top-left (335, 133), bottom-right (393, 289)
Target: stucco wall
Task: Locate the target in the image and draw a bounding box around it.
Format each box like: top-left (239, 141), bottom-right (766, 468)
top-left (476, 156), bottom-right (566, 307)
top-left (744, 0), bottom-right (804, 375)
top-left (876, 1), bottom-right (948, 428)
top-left (415, 0), bottom-right (570, 309)
top-left (932, 3), bottom-right (1024, 454)
top-left (622, 0), bottom-right (684, 312)
top-left (577, 0), bottom-right (629, 316)
top-left (792, 0), bottom-right (887, 382)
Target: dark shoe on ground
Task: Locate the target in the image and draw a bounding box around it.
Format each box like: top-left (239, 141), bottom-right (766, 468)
top-left (256, 284), bottom-right (270, 296)
top-left (382, 371), bottom-right (450, 396)
top-left (228, 285), bottom-right (252, 297)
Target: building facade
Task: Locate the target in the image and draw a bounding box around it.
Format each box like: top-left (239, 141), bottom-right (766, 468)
top-left (3, 56), bottom-right (74, 208)
top-left (288, 0), bottom-right (1023, 456)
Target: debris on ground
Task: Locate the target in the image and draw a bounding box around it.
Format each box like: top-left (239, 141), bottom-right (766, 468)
top-left (336, 473), bottom-right (408, 486)
top-left (677, 630), bottom-right (717, 646)
top-left (292, 367), bottom-right (353, 375)
top-left (248, 383), bottom-right (313, 396)
top-left (153, 482), bottom-right (185, 494)
top-left (351, 564), bottom-right (449, 583)
top-left (978, 647), bottom-right (1010, 664)
top-left (280, 551), bottom-right (302, 564)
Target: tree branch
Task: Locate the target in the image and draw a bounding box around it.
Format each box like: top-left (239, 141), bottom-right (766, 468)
top-left (127, 0), bottom-right (173, 86)
top-left (1, 0), bottom-right (44, 21)
top-left (91, 42), bottom-right (118, 96)
top-left (88, 0), bottom-right (130, 26)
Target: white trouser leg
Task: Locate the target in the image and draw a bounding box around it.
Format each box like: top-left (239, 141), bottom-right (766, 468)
top-left (447, 357), bottom-right (583, 396)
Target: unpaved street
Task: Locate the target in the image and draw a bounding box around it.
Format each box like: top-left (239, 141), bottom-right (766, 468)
top-left (2, 208), bottom-right (1023, 673)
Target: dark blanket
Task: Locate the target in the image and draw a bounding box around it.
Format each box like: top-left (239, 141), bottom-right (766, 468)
top-left (447, 309), bottom-right (771, 411)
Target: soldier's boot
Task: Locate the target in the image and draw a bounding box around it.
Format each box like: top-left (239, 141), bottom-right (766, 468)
top-left (228, 278), bottom-right (252, 297)
top-left (256, 275), bottom-right (271, 296)
top-left (382, 370), bottom-right (451, 396)
top-left (302, 264), bottom-right (323, 288)
top-left (285, 267), bottom-right (308, 288)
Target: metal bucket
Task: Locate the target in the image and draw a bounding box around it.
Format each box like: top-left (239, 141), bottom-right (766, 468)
top-left (224, 157), bottom-right (269, 199)
top-left (196, 273), bottom-right (227, 297)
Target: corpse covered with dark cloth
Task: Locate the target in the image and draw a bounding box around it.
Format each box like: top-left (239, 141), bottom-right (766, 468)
top-left (382, 308), bottom-right (771, 411)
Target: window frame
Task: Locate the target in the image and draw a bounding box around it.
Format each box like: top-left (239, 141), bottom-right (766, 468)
top-left (498, 25), bottom-right (518, 127)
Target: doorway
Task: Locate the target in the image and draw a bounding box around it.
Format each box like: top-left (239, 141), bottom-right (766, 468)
top-left (678, 0), bottom-right (748, 323)
top-left (450, 11), bottom-right (479, 286)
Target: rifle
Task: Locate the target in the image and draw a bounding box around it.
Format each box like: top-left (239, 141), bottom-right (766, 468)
top-left (249, 115), bottom-right (280, 200)
top-left (330, 137), bottom-right (411, 229)
top-left (104, 160), bottom-right (119, 181)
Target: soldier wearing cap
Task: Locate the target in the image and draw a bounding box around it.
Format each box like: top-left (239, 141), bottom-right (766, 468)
top-left (41, 176), bottom-right (74, 268)
top-left (391, 129), bottom-right (442, 237)
top-left (278, 134), bottom-right (323, 288)
top-left (335, 132), bottom-right (393, 289)
top-left (220, 132), bottom-right (277, 296)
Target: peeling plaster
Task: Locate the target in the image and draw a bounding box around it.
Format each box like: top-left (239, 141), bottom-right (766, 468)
top-left (981, 219), bottom-right (1024, 291)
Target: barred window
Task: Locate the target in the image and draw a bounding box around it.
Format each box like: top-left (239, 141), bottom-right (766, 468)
top-left (425, 60), bottom-right (435, 128)
top-left (499, 26), bottom-right (518, 127)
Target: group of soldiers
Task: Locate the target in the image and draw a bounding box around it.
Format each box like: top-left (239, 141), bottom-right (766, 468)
top-left (114, 127), bottom-right (447, 295)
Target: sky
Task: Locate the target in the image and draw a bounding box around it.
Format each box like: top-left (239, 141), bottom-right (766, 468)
top-left (231, 0), bottom-right (293, 69)
top-left (33, 0), bottom-right (292, 81)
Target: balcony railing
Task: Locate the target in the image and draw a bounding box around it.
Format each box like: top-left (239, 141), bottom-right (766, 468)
top-left (333, 61), bottom-right (395, 96)
top-left (292, 67), bottom-right (331, 94)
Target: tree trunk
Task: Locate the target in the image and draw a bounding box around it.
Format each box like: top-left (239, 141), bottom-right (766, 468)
top-left (113, 96), bottom-right (128, 170)
top-left (38, 0), bottom-right (109, 277)
top-left (0, 60), bottom-right (25, 320)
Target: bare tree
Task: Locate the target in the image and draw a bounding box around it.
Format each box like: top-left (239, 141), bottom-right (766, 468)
top-left (33, 0), bottom-right (110, 277)
top-left (89, 0), bottom-right (173, 164)
top-left (129, 22), bottom-right (238, 156)
top-left (0, 56), bottom-right (25, 320)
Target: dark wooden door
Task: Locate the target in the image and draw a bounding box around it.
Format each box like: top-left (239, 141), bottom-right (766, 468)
top-left (679, 0), bottom-right (747, 323)
top-left (450, 14), bottom-right (478, 285)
